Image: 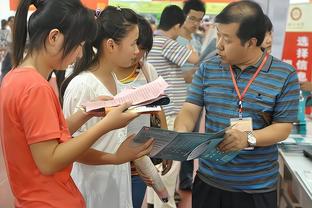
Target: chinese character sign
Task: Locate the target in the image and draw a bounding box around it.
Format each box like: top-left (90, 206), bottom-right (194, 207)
top-left (283, 3), bottom-right (312, 82)
top-left (283, 3), bottom-right (312, 114)
top-left (283, 3), bottom-right (312, 83)
top-left (283, 32), bottom-right (312, 83)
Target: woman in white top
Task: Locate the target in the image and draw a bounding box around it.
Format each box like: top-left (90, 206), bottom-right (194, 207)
top-left (113, 15), bottom-right (170, 208)
top-left (61, 6), bottom-right (148, 208)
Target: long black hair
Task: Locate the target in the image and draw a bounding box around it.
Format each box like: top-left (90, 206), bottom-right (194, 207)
top-left (137, 15), bottom-right (153, 54)
top-left (60, 6), bottom-right (138, 100)
top-left (12, 0), bottom-right (96, 67)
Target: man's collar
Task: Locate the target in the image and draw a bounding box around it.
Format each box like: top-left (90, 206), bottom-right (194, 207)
top-left (154, 30), bottom-right (165, 36)
top-left (220, 52), bottom-right (273, 73)
top-left (252, 52), bottom-right (272, 72)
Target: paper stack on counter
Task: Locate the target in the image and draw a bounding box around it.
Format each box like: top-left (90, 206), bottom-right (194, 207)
top-left (81, 76), bottom-right (170, 113)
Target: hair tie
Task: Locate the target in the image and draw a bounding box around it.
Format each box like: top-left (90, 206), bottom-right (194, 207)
top-left (95, 8), bottom-right (102, 18)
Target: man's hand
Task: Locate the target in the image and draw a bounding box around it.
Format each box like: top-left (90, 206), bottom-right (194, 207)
top-left (113, 134), bottom-right (154, 165)
top-left (218, 129), bottom-right (248, 152)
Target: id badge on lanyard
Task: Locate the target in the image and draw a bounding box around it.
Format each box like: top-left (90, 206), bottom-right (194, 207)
top-left (229, 53), bottom-right (269, 150)
top-left (230, 116), bottom-right (254, 151)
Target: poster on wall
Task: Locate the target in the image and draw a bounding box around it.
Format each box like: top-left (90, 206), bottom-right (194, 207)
top-left (282, 3), bottom-right (312, 114)
top-left (283, 3), bottom-right (312, 82)
top-left (10, 0), bottom-right (231, 15)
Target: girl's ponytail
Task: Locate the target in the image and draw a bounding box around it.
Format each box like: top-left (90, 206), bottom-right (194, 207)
top-left (13, 0), bottom-right (96, 69)
top-left (12, 0), bottom-right (34, 67)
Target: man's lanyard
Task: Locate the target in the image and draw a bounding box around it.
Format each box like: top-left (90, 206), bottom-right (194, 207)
top-left (229, 53), bottom-right (269, 119)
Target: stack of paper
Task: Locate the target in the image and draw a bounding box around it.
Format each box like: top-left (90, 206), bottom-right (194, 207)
top-left (82, 77), bottom-right (170, 113)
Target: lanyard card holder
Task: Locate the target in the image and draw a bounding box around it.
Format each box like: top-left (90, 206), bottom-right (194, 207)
top-left (230, 117), bottom-right (254, 150)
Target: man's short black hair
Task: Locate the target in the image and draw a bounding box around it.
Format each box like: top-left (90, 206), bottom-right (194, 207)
top-left (215, 1), bottom-right (266, 46)
top-left (158, 5), bottom-right (185, 31)
top-left (183, 0), bottom-right (206, 15)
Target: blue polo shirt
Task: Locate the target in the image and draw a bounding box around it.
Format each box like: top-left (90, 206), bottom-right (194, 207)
top-left (186, 53), bottom-right (300, 193)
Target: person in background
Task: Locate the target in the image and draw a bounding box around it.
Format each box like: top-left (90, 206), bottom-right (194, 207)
top-left (0, 19), bottom-right (9, 63)
top-left (0, 16), bottom-right (14, 79)
top-left (177, 0), bottom-right (205, 83)
top-left (147, 5), bottom-right (199, 208)
top-left (113, 15), bottom-right (170, 208)
top-left (259, 15), bottom-right (312, 94)
top-left (175, 1), bottom-right (299, 208)
top-left (200, 16), bottom-right (218, 63)
top-left (0, 0), bottom-right (153, 207)
top-left (176, 0), bottom-right (205, 207)
top-left (62, 6), bottom-right (153, 208)
top-left (0, 19), bottom-right (7, 30)
top-left (261, 14), bottom-right (273, 54)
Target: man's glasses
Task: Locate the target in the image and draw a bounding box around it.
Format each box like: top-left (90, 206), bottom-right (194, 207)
top-left (187, 16), bottom-right (203, 23)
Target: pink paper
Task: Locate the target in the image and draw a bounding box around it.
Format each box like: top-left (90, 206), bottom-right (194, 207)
top-left (84, 76), bottom-right (168, 112)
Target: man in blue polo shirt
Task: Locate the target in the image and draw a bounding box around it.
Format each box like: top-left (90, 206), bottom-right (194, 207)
top-left (174, 1), bottom-right (300, 208)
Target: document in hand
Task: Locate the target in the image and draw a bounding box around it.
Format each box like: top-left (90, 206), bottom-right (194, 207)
top-left (82, 76), bottom-right (170, 113)
top-left (133, 127), bottom-right (240, 164)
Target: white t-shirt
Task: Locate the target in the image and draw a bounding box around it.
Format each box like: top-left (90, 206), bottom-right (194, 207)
top-left (114, 62), bottom-right (159, 135)
top-left (63, 71), bottom-right (132, 208)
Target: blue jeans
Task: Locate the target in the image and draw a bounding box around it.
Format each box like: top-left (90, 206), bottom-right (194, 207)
top-left (132, 175), bottom-right (147, 208)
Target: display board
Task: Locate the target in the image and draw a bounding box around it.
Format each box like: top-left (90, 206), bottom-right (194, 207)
top-left (282, 3), bottom-right (312, 114)
top-left (9, 0), bottom-right (231, 15)
top-left (282, 3), bottom-right (312, 83)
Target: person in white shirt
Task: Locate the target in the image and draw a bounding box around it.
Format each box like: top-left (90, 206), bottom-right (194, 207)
top-left (147, 5), bottom-right (199, 208)
top-left (113, 15), bottom-right (170, 208)
top-left (61, 6), bottom-right (151, 208)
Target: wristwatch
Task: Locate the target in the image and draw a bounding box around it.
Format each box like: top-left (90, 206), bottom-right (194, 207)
top-left (246, 131), bottom-right (257, 147)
